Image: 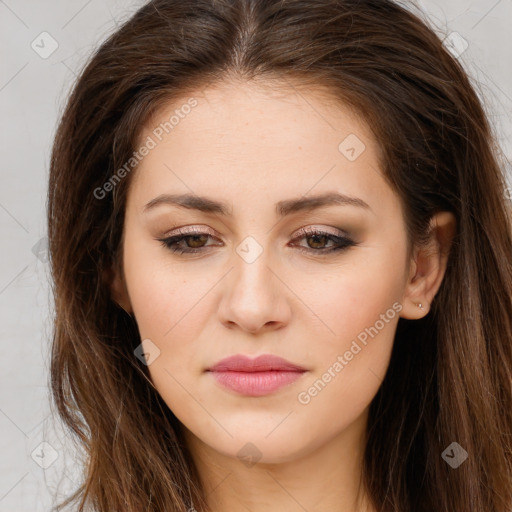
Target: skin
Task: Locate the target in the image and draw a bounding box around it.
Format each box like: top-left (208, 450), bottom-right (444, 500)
top-left (108, 79), bottom-right (456, 512)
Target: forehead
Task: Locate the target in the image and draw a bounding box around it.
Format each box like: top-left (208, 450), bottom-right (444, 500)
top-left (127, 79), bottom-right (392, 218)
top-left (139, 78), bottom-right (373, 147)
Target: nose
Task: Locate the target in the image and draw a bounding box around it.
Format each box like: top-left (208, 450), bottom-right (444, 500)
top-left (217, 247), bottom-right (292, 334)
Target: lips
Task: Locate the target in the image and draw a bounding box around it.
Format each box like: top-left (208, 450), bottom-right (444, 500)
top-left (206, 354), bottom-right (307, 397)
top-left (207, 354), bottom-right (306, 372)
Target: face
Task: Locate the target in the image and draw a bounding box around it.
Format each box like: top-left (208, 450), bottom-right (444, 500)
top-left (112, 79), bottom-right (421, 465)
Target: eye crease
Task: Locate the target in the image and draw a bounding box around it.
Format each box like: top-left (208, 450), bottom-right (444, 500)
top-left (155, 226), bottom-right (358, 256)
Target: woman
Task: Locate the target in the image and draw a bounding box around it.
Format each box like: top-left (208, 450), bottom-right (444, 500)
top-left (47, 0), bottom-right (512, 511)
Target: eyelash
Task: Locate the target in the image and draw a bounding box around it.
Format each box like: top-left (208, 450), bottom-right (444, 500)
top-left (156, 226), bottom-right (357, 256)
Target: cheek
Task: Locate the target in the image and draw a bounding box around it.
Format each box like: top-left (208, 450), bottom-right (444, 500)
top-left (292, 246), bottom-right (405, 411)
top-left (122, 238), bottom-right (213, 372)
top-left (293, 291), bottom-right (400, 449)
top-left (299, 244), bottom-right (406, 350)
top-left (123, 229), bottom-right (213, 328)
top-left (124, 259), bottom-right (217, 419)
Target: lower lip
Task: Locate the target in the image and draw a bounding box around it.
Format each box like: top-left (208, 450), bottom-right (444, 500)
top-left (208, 370), bottom-right (306, 396)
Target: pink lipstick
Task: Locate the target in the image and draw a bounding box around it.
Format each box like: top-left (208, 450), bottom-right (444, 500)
top-left (206, 354), bottom-right (307, 397)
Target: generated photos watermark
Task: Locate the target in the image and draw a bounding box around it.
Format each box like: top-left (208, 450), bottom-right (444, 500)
top-left (93, 97), bottom-right (198, 200)
top-left (297, 301), bottom-right (403, 405)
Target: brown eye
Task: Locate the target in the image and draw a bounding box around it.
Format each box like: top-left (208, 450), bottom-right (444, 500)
top-left (156, 226), bottom-right (220, 255)
top-left (157, 227), bottom-right (357, 256)
top-left (305, 233), bottom-right (330, 249)
top-left (184, 234), bottom-right (209, 248)
top-left (291, 227), bottom-right (356, 255)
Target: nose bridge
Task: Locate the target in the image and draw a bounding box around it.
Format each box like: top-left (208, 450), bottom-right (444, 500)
top-left (218, 232), bottom-right (289, 332)
top-left (232, 233), bottom-right (275, 298)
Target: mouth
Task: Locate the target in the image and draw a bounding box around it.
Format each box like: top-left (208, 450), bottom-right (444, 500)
top-left (206, 354), bottom-right (308, 397)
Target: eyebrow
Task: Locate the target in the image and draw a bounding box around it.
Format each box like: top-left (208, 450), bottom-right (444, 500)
top-left (143, 192), bottom-right (372, 217)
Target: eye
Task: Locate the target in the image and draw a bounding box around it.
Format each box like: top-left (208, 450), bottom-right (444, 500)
top-left (156, 226), bottom-right (357, 256)
top-left (289, 226), bottom-right (357, 255)
top-left (157, 226), bottom-right (220, 255)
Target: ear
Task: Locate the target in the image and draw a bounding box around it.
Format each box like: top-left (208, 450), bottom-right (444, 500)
top-left (103, 260), bottom-right (133, 315)
top-left (400, 211), bottom-right (456, 320)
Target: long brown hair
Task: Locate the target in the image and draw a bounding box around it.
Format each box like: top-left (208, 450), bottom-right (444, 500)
top-left (47, 0), bottom-right (512, 510)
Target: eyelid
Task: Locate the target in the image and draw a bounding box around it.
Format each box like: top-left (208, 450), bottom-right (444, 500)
top-left (292, 225), bottom-right (349, 239)
top-left (164, 224), bottom-right (216, 237)
top-left (164, 224), bottom-right (349, 238)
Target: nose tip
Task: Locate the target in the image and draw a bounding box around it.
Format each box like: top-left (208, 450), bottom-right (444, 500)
top-left (225, 317), bottom-right (281, 333)
top-left (218, 262), bottom-right (291, 335)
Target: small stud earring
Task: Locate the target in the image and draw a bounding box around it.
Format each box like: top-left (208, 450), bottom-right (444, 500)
top-left (416, 302), bottom-right (425, 310)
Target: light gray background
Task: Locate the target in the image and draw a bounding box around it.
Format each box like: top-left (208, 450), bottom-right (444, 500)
top-left (0, 1), bottom-right (511, 511)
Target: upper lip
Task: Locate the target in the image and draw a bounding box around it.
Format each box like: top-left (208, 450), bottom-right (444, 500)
top-left (207, 354), bottom-right (306, 372)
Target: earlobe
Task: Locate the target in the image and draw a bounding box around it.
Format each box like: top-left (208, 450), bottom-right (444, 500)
top-left (400, 211), bottom-right (457, 320)
top-left (103, 264), bottom-right (133, 315)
